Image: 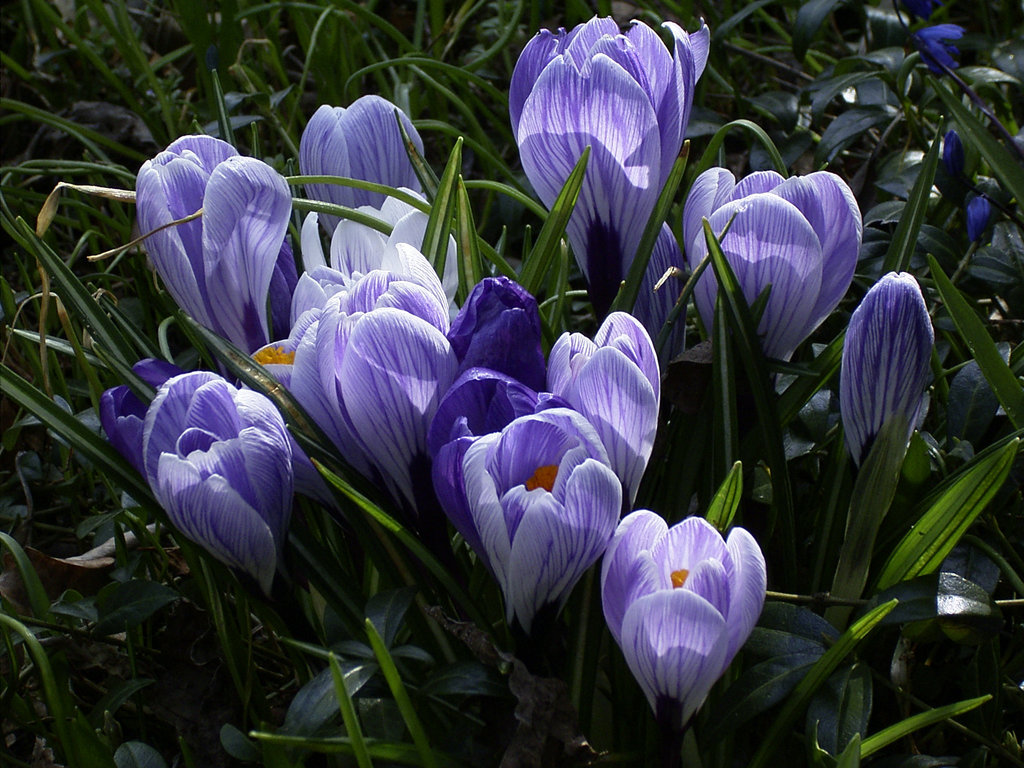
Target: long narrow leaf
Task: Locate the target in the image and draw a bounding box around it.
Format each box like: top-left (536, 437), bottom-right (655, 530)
top-left (454, 176), bottom-right (484, 303)
top-left (421, 138), bottom-right (462, 280)
top-left (928, 254), bottom-right (1024, 428)
top-left (875, 438), bottom-right (1020, 589)
top-left (519, 148), bottom-right (589, 296)
top-left (882, 127), bottom-right (940, 273)
top-left (860, 695), bottom-right (992, 758)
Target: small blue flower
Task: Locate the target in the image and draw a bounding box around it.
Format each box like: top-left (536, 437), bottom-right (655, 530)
top-left (901, 0), bottom-right (941, 19)
top-left (913, 24), bottom-right (965, 75)
top-left (966, 196), bottom-right (992, 242)
top-left (942, 129), bottom-right (965, 177)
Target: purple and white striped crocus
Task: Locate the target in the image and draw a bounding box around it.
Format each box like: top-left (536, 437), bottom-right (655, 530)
top-left (602, 512), bottom-right (766, 732)
top-left (256, 247), bottom-right (457, 513)
top-left (840, 272), bottom-right (934, 465)
top-left (682, 168), bottom-right (862, 360)
top-left (299, 190), bottom-right (459, 312)
top-left (136, 136), bottom-right (297, 351)
top-left (548, 311), bottom-right (660, 505)
top-left (435, 407), bottom-right (621, 634)
top-left (300, 96), bottom-right (424, 233)
top-left (142, 371), bottom-right (294, 595)
top-left (511, 16), bottom-right (709, 317)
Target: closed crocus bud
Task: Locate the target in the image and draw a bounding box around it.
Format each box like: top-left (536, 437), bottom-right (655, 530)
top-left (99, 359), bottom-right (183, 474)
top-left (436, 408), bottom-right (621, 634)
top-left (548, 312), bottom-right (660, 504)
top-left (966, 196), bottom-right (992, 242)
top-left (299, 97), bottom-right (423, 232)
top-left (512, 16), bottom-right (709, 316)
top-left (601, 511), bottom-right (766, 732)
top-left (840, 272), bottom-right (934, 465)
top-left (137, 137), bottom-right (295, 353)
top-left (447, 277), bottom-right (547, 391)
top-left (683, 168), bottom-right (862, 360)
top-left (942, 129), bottom-right (965, 177)
top-left (142, 372), bottom-right (294, 595)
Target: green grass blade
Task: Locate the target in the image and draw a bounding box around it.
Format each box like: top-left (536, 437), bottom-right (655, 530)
top-left (875, 437), bottom-right (1020, 590)
top-left (928, 254), bottom-right (1024, 428)
top-left (860, 695), bottom-right (992, 758)
top-left (0, 533), bottom-right (52, 619)
top-left (703, 219), bottom-right (797, 583)
top-left (705, 461), bottom-right (743, 531)
top-left (611, 149), bottom-right (688, 314)
top-left (328, 653), bottom-right (374, 768)
top-left (519, 148), bottom-right (588, 296)
top-left (692, 120), bottom-right (788, 177)
top-left (454, 176), bottom-right (484, 303)
top-left (882, 127), bottom-right (940, 273)
top-left (421, 138), bottom-right (462, 281)
top-left (712, 295), bottom-right (740, 484)
top-left (747, 600), bottom-right (898, 768)
top-left (1, 363), bottom-right (155, 503)
top-left (364, 619), bottom-right (438, 768)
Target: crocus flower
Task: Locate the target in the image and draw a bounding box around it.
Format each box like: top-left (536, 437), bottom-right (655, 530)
top-left (447, 277), bottom-right (546, 391)
top-left (99, 359), bottom-right (183, 474)
top-left (511, 16), bottom-right (709, 316)
top-left (258, 249), bottom-right (457, 513)
top-left (840, 272), bottom-right (934, 465)
top-left (300, 97), bottom-right (423, 232)
top-left (942, 129), bottom-right (965, 177)
top-left (913, 24), bottom-right (965, 75)
top-left (435, 408), bottom-right (621, 634)
top-left (137, 136), bottom-right (297, 352)
top-left (142, 371), bottom-right (294, 595)
top-left (299, 190), bottom-right (458, 309)
top-left (548, 311), bottom-right (660, 504)
top-left (682, 168), bottom-right (862, 360)
top-left (601, 511), bottom-right (766, 731)
top-left (966, 196), bottom-right (992, 242)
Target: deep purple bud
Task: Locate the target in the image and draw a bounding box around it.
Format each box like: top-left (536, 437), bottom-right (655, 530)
top-left (942, 129), bottom-right (965, 177)
top-left (901, 0), bottom-right (941, 19)
top-left (966, 196), bottom-right (992, 242)
top-left (913, 24), bottom-right (964, 75)
top-left (447, 277), bottom-right (546, 391)
top-left (99, 359), bottom-right (184, 474)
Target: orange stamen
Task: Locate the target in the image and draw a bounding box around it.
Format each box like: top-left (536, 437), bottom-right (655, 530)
top-left (671, 569), bottom-right (690, 588)
top-left (525, 464), bottom-right (558, 492)
top-left (253, 346), bottom-right (295, 365)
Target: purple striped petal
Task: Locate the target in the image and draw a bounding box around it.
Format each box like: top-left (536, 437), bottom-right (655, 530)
top-left (633, 225), bottom-right (686, 359)
top-left (724, 526), bottom-right (768, 659)
top-left (510, 29), bottom-right (566, 138)
top-left (840, 272), bottom-right (934, 464)
top-left (201, 156), bottom-right (292, 352)
top-left (340, 307), bottom-right (458, 508)
top-left (682, 168), bottom-right (737, 256)
top-left (619, 589), bottom-right (729, 726)
top-left (601, 509), bottom-right (667, 644)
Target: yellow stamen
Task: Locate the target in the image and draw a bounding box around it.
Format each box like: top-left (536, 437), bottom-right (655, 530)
top-left (671, 569), bottom-right (690, 588)
top-left (525, 464), bottom-right (558, 492)
top-left (253, 346), bottom-right (295, 365)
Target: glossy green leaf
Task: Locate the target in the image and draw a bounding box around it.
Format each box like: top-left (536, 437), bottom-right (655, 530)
top-left (747, 599), bottom-right (897, 768)
top-left (705, 461), bottom-right (744, 531)
top-left (793, 0), bottom-right (847, 62)
top-left (876, 438), bottom-right (1020, 589)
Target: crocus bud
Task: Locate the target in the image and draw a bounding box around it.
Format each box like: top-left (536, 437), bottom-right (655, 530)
top-left (137, 137), bottom-right (295, 352)
top-left (966, 196), bottom-right (992, 242)
top-left (682, 168), bottom-right (862, 360)
top-left (436, 408), bottom-right (621, 634)
top-left (840, 272), bottom-right (934, 465)
top-left (447, 277), bottom-right (546, 391)
top-left (142, 372), bottom-right (294, 594)
top-left (942, 129), bottom-right (965, 177)
top-left (511, 16), bottom-right (709, 316)
top-left (548, 311), bottom-right (660, 504)
top-left (601, 512), bottom-right (766, 732)
top-left (299, 97), bottom-right (423, 233)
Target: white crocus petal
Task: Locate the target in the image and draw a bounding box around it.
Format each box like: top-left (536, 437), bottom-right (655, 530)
top-left (301, 212), bottom-right (328, 271)
top-left (724, 526), bottom-right (768, 660)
